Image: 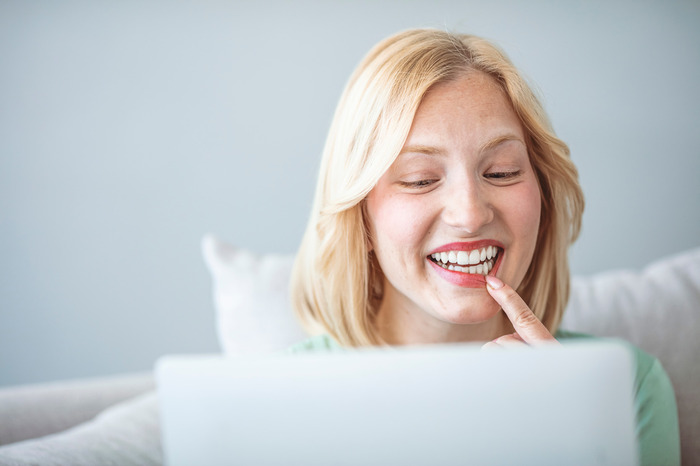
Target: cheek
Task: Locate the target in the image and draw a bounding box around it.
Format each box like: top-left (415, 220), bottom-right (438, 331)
top-left (509, 179), bottom-right (542, 247)
top-left (366, 190), bottom-right (433, 254)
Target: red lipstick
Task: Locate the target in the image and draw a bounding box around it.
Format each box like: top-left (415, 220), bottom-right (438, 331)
top-left (427, 241), bottom-right (504, 288)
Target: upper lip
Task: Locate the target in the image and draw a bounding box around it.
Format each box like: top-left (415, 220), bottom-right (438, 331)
top-left (428, 240), bottom-right (505, 255)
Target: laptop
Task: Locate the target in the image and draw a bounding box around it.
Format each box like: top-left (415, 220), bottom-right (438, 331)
top-left (156, 341), bottom-right (637, 466)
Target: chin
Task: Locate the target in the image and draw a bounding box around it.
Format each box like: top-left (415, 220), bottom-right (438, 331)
top-left (437, 298), bottom-right (502, 325)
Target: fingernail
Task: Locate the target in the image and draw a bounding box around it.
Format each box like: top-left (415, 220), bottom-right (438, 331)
top-left (486, 275), bottom-right (504, 290)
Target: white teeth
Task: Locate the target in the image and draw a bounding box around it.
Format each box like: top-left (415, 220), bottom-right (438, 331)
top-left (430, 246), bottom-right (500, 276)
top-left (433, 258), bottom-right (495, 275)
top-left (457, 251), bottom-right (469, 265)
top-left (469, 250), bottom-right (480, 265)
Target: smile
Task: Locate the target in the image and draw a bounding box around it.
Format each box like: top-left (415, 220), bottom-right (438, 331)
top-left (428, 246), bottom-right (501, 276)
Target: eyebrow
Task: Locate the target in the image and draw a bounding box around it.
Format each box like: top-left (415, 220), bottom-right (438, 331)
top-left (399, 134), bottom-right (525, 158)
top-left (398, 144), bottom-right (446, 157)
top-left (478, 134), bottom-right (526, 153)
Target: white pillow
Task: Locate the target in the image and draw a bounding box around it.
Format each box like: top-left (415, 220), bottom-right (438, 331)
top-left (201, 234), bottom-right (306, 355)
top-left (563, 247), bottom-right (700, 365)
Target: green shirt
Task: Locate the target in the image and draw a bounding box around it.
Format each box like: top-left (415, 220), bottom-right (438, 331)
top-left (287, 330), bottom-right (681, 466)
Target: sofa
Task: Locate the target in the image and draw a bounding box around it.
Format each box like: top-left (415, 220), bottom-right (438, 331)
top-left (1, 237), bottom-right (698, 465)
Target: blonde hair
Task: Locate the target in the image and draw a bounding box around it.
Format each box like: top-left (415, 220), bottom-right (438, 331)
top-left (290, 28), bottom-right (584, 346)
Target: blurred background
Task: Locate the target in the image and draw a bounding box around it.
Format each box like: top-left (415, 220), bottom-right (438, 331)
top-left (1, 0), bottom-right (699, 386)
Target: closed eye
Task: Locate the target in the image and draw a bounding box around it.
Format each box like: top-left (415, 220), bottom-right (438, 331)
top-left (484, 170), bottom-right (521, 180)
top-left (398, 179), bottom-right (438, 188)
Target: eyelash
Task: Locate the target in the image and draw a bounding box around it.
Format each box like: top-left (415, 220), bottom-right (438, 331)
top-left (398, 179), bottom-right (437, 188)
top-left (484, 170), bottom-right (521, 180)
top-left (398, 170), bottom-right (521, 189)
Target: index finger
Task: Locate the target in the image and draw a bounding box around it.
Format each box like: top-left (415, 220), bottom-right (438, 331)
top-left (485, 275), bottom-right (558, 345)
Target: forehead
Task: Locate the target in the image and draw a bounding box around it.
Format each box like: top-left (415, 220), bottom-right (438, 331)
top-left (404, 71), bottom-right (525, 150)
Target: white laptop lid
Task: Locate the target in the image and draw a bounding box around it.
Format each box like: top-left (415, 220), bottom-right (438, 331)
top-left (156, 341), bottom-right (637, 466)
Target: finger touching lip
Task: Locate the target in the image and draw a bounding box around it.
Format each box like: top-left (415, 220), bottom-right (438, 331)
top-left (485, 275), bottom-right (558, 345)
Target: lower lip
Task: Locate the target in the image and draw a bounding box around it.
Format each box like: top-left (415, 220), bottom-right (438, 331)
top-left (427, 255), bottom-right (502, 288)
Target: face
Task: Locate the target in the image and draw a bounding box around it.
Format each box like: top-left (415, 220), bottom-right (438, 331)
top-left (365, 71), bottom-right (541, 344)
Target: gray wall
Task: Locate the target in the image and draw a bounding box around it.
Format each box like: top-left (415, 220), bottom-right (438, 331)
top-left (1, 1), bottom-right (699, 386)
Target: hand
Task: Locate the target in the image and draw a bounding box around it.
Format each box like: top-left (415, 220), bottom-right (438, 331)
top-left (482, 275), bottom-right (559, 349)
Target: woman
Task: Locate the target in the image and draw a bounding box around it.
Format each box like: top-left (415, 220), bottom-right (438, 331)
top-left (289, 29), bottom-right (680, 464)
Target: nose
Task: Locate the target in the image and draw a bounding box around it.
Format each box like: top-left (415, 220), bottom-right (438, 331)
top-left (441, 181), bottom-right (494, 234)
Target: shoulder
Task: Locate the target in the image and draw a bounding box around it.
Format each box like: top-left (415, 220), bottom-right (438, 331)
top-left (284, 334), bottom-right (344, 354)
top-left (556, 329), bottom-right (680, 465)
